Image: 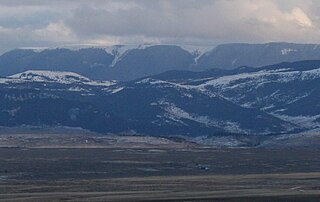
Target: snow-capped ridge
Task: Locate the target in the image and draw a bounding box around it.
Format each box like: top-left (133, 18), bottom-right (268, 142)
top-left (9, 70), bottom-right (91, 83)
top-left (9, 70), bottom-right (116, 86)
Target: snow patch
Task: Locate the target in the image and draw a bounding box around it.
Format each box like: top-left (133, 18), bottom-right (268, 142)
top-left (68, 86), bottom-right (87, 92)
top-left (271, 113), bottom-right (320, 129)
top-left (281, 48), bottom-right (298, 55)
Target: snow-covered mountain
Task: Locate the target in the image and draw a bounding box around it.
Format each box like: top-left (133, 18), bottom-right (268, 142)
top-left (2, 43), bottom-right (320, 81)
top-left (0, 60), bottom-right (319, 144)
top-left (151, 60), bottom-right (320, 133)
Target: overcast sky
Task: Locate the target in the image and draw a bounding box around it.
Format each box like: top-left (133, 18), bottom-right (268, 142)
top-left (1, 0), bottom-right (320, 53)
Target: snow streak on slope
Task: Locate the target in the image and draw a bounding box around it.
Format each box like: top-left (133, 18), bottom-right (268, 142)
top-left (152, 100), bottom-right (250, 134)
top-left (105, 44), bottom-right (155, 67)
top-left (271, 114), bottom-right (320, 129)
top-left (105, 44), bottom-right (213, 67)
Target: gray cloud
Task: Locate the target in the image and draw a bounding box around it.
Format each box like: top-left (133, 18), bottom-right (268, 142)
top-left (0, 0), bottom-right (320, 53)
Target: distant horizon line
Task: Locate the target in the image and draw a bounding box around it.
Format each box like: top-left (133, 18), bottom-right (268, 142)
top-left (16, 41), bottom-right (320, 50)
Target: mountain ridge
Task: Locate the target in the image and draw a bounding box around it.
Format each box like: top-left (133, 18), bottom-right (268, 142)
top-left (2, 42), bottom-right (320, 81)
top-left (1, 60), bottom-right (319, 139)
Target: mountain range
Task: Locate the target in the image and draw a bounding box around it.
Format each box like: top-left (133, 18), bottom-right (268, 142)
top-left (2, 42), bottom-right (320, 81)
top-left (0, 42), bottom-right (319, 146)
top-left (0, 60), bottom-right (319, 142)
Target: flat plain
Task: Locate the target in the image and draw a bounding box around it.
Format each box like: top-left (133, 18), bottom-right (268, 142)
top-left (0, 134), bottom-right (319, 201)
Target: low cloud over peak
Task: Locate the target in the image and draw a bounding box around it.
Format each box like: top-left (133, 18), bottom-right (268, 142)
top-left (0, 0), bottom-right (320, 53)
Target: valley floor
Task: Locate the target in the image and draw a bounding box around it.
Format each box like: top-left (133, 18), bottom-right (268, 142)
top-left (1, 173), bottom-right (320, 201)
top-left (0, 143), bottom-right (319, 201)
